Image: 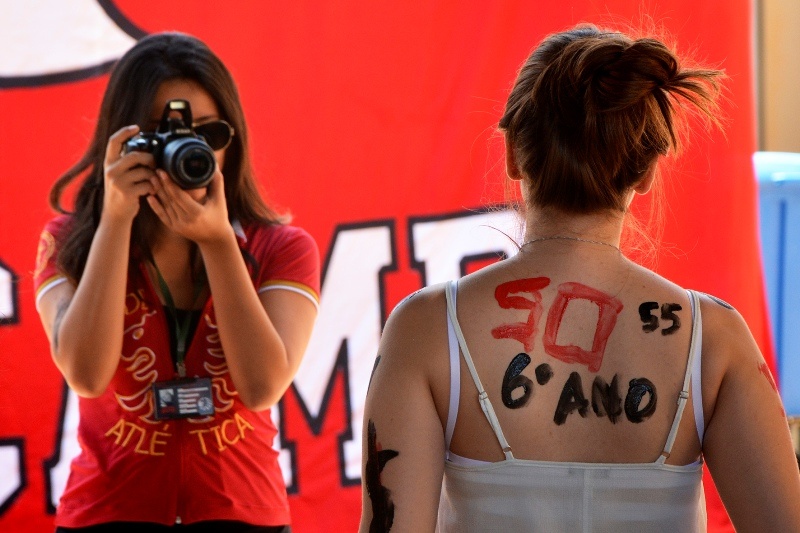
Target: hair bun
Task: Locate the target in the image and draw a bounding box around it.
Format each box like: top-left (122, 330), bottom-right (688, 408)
top-left (499, 24), bottom-right (723, 214)
top-left (586, 38), bottom-right (678, 113)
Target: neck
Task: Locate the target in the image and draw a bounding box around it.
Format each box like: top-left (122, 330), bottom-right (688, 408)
top-left (148, 226), bottom-right (197, 281)
top-left (522, 206), bottom-right (625, 249)
top-left (147, 226), bottom-right (207, 309)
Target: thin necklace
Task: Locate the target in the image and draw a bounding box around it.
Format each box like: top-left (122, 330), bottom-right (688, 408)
top-left (520, 235), bottom-right (620, 251)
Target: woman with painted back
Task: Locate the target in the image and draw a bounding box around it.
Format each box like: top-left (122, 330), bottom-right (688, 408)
top-left (359, 24), bottom-right (800, 532)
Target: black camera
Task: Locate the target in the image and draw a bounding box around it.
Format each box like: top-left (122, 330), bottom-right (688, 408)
top-left (123, 99), bottom-right (216, 189)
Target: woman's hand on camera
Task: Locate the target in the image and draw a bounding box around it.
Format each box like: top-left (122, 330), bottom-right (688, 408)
top-left (102, 125), bottom-right (156, 224)
top-left (146, 167), bottom-right (233, 245)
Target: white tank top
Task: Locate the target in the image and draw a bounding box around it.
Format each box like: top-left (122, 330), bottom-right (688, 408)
top-left (437, 281), bottom-right (707, 532)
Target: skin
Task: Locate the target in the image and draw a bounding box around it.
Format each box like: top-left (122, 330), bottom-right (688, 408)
top-left (358, 145), bottom-right (800, 532)
top-left (37, 79), bottom-right (317, 411)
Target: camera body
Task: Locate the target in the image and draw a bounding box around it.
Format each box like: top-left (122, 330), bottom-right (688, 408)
top-left (123, 99), bottom-right (216, 189)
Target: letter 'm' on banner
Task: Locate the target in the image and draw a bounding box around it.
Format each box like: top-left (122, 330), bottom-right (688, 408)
top-left (286, 222), bottom-right (396, 484)
top-left (410, 210), bottom-right (520, 285)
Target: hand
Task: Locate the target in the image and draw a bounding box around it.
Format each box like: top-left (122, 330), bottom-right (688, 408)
top-left (102, 125), bottom-right (157, 224)
top-left (146, 167), bottom-right (234, 245)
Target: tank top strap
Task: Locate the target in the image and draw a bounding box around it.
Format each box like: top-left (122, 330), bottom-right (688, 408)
top-left (444, 284), bottom-right (460, 459)
top-left (445, 280), bottom-right (514, 460)
top-left (656, 289), bottom-right (703, 464)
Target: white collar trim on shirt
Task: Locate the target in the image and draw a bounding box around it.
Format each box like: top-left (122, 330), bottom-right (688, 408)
top-left (232, 219), bottom-right (247, 243)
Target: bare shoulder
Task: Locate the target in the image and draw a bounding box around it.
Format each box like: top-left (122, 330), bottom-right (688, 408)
top-left (391, 283), bottom-right (447, 313)
top-left (383, 283), bottom-right (448, 347)
top-left (370, 283), bottom-right (450, 396)
top-left (697, 291), bottom-right (762, 365)
top-left (696, 291), bottom-right (774, 412)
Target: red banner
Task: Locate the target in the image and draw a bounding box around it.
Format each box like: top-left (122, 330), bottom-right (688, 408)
top-left (0, 1), bottom-right (762, 531)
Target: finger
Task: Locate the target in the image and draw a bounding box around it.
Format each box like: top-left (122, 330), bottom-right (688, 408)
top-left (127, 167), bottom-right (159, 187)
top-left (156, 172), bottom-right (200, 223)
top-left (154, 170), bottom-right (178, 206)
top-left (131, 180), bottom-right (156, 198)
top-left (114, 151), bottom-right (156, 173)
top-left (104, 151), bottom-right (155, 191)
top-left (206, 169), bottom-right (225, 201)
top-left (147, 174), bottom-right (161, 194)
top-left (105, 125), bottom-right (140, 166)
top-left (151, 172), bottom-right (181, 222)
top-left (146, 194), bottom-right (172, 226)
top-left (105, 163), bottom-right (156, 195)
top-left (105, 161), bottom-right (149, 184)
top-left (157, 170), bottom-right (198, 218)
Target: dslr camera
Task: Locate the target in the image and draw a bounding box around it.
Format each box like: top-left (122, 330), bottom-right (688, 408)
top-left (123, 99), bottom-right (216, 189)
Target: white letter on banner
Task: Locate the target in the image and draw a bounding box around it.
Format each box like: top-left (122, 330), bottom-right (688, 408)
top-left (0, 260), bottom-right (18, 324)
top-left (276, 222), bottom-right (395, 485)
top-left (44, 386), bottom-right (81, 511)
top-left (410, 210), bottom-right (522, 285)
top-left (0, 439), bottom-right (25, 514)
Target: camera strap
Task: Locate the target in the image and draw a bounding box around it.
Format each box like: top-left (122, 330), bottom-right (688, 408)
top-left (150, 260), bottom-right (206, 378)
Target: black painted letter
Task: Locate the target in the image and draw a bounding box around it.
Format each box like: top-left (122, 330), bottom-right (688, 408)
top-left (591, 375), bottom-right (623, 424)
top-left (624, 378), bottom-right (657, 423)
top-left (554, 372), bottom-right (589, 425)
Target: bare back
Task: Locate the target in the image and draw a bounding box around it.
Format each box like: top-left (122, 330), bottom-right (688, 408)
top-left (361, 242), bottom-right (800, 532)
top-left (438, 245), bottom-right (703, 468)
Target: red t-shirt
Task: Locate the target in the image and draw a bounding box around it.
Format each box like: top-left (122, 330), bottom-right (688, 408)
top-left (34, 215), bottom-right (320, 527)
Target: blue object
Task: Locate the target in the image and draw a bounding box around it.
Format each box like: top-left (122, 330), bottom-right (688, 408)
top-left (754, 151), bottom-right (800, 417)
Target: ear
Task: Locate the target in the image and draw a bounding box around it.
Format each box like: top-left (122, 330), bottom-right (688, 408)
top-left (634, 165), bottom-right (657, 195)
top-left (505, 137), bottom-right (523, 181)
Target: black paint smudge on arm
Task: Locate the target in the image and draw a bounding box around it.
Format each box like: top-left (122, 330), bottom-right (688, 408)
top-left (394, 289), bottom-right (423, 311)
top-left (366, 419), bottom-right (400, 533)
top-left (704, 292), bottom-right (735, 310)
top-left (368, 355), bottom-right (382, 393)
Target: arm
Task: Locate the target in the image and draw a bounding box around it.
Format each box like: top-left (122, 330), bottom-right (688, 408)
top-left (701, 296), bottom-right (800, 531)
top-left (359, 289), bottom-right (447, 533)
top-left (200, 233), bottom-right (317, 410)
top-left (38, 126), bottom-right (156, 397)
top-left (147, 169), bottom-right (318, 410)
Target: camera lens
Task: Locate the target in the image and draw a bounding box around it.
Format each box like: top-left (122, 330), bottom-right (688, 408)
top-left (162, 138), bottom-right (216, 189)
top-left (181, 148), bottom-right (214, 179)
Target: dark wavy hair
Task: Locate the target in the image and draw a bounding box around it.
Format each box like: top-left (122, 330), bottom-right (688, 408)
top-left (499, 24), bottom-right (723, 214)
top-left (50, 32), bottom-right (283, 281)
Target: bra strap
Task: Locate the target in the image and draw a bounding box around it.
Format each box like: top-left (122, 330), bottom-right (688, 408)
top-left (444, 285), bottom-right (460, 459)
top-left (657, 289), bottom-right (702, 464)
top-left (691, 296), bottom-right (705, 445)
top-left (445, 281), bottom-right (514, 460)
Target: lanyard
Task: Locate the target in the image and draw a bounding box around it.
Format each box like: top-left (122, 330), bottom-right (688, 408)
top-left (150, 261), bottom-right (205, 378)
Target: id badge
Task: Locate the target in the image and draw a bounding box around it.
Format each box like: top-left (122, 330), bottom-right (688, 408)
top-left (152, 377), bottom-right (215, 420)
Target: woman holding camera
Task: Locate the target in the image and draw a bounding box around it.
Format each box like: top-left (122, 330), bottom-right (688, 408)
top-left (360, 24), bottom-right (800, 532)
top-left (34, 32), bottom-right (319, 532)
